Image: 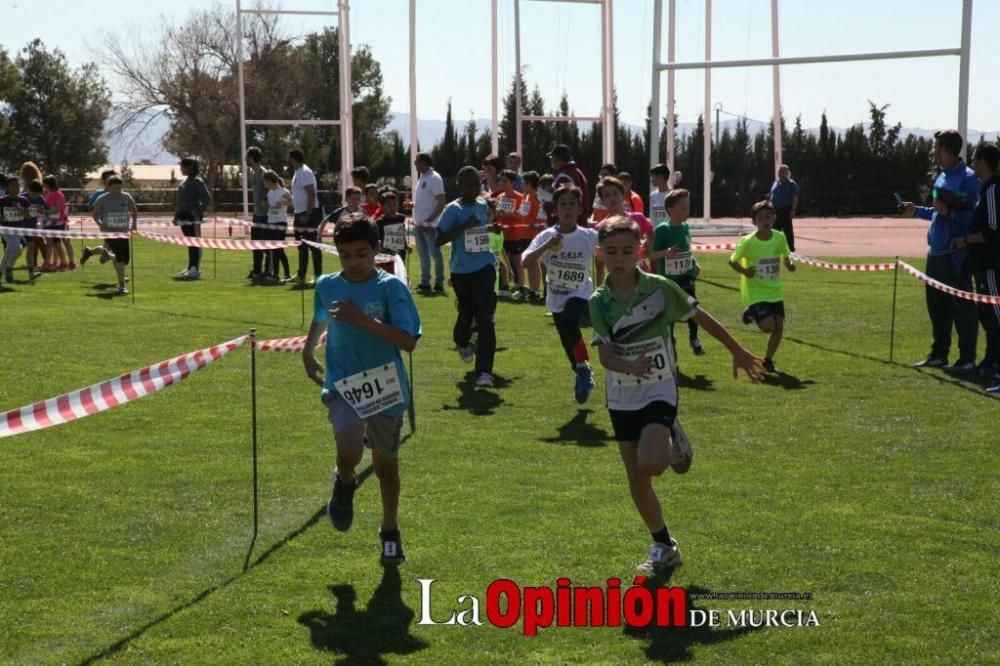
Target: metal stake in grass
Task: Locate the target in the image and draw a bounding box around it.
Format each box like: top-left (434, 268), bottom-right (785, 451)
top-left (889, 256), bottom-right (900, 363)
top-left (244, 327), bottom-right (260, 571)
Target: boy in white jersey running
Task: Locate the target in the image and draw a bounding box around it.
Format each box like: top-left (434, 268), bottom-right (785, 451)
top-left (589, 216), bottom-right (762, 573)
top-left (522, 184), bottom-right (599, 403)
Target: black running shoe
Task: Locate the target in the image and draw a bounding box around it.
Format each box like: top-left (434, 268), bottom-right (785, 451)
top-left (327, 475), bottom-right (356, 532)
top-left (380, 528), bottom-right (406, 565)
top-left (762, 358), bottom-right (776, 373)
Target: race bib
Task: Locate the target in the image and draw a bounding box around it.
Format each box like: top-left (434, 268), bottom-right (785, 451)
top-left (607, 337), bottom-right (673, 387)
top-left (28, 206), bottom-right (44, 220)
top-left (650, 207), bottom-right (667, 224)
top-left (756, 258), bottom-right (780, 280)
top-left (546, 257), bottom-right (588, 291)
top-left (518, 200), bottom-right (532, 217)
top-left (3, 207), bottom-right (21, 223)
top-left (623, 200), bottom-right (633, 213)
top-left (464, 227), bottom-right (491, 253)
top-left (267, 207), bottom-right (286, 225)
top-left (497, 198), bottom-right (515, 214)
top-left (662, 250), bottom-right (693, 276)
top-left (383, 223), bottom-right (405, 251)
top-left (333, 363), bottom-right (405, 419)
top-left (106, 212), bottom-right (129, 231)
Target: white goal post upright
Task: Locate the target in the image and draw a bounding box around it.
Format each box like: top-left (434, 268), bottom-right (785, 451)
top-left (513, 0), bottom-right (615, 165)
top-left (649, 0), bottom-right (973, 222)
top-left (235, 0), bottom-right (354, 219)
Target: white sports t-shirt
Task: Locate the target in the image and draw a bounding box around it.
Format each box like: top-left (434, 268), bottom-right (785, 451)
top-left (266, 188), bottom-right (290, 225)
top-left (291, 164), bottom-right (317, 214)
top-left (522, 225), bottom-right (598, 313)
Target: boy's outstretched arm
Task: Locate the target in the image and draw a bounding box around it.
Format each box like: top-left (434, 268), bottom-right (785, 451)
top-left (302, 320), bottom-right (325, 386)
top-left (692, 308), bottom-right (764, 381)
top-left (331, 300), bottom-right (418, 353)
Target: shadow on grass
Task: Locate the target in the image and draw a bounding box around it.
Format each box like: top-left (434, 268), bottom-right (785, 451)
top-left (761, 370), bottom-right (816, 391)
top-left (539, 409), bottom-right (610, 447)
top-left (676, 370), bottom-right (715, 392)
top-left (79, 465), bottom-right (375, 666)
top-left (784, 335), bottom-right (998, 400)
top-left (624, 574), bottom-right (763, 663)
top-left (441, 372), bottom-right (514, 416)
top-left (298, 566), bottom-right (429, 665)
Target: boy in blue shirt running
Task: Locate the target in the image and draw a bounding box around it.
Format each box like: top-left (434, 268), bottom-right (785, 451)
top-left (303, 213), bottom-right (422, 565)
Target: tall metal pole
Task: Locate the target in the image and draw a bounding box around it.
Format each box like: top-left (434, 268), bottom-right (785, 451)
top-left (491, 0), bottom-right (499, 155)
top-left (957, 0), bottom-right (973, 149)
top-left (601, 0), bottom-right (615, 164)
top-left (514, 0), bottom-right (523, 158)
top-left (236, 0), bottom-right (249, 220)
top-left (703, 0), bottom-right (712, 221)
top-left (409, 0), bottom-right (418, 189)
top-left (649, 0), bottom-right (663, 175)
top-left (715, 103), bottom-right (721, 146)
top-left (339, 0), bottom-right (354, 196)
top-left (666, 0), bottom-right (676, 173)
top-left (771, 0), bottom-right (783, 175)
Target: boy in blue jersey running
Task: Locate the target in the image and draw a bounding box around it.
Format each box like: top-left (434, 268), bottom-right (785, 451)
top-left (303, 213), bottom-right (422, 565)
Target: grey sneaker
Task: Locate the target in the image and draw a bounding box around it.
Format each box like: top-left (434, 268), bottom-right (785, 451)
top-left (637, 539), bottom-right (682, 574)
top-left (944, 359), bottom-right (976, 374)
top-left (457, 345), bottom-right (475, 363)
top-left (475, 372), bottom-right (494, 387)
top-left (912, 356), bottom-right (947, 368)
top-left (670, 420), bottom-right (693, 474)
top-left (986, 384), bottom-right (1000, 394)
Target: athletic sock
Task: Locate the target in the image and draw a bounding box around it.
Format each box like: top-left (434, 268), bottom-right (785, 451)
top-left (571, 337), bottom-right (589, 364)
top-left (651, 527), bottom-right (671, 545)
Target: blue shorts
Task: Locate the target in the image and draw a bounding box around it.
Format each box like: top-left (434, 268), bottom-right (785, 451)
top-left (322, 392), bottom-right (404, 457)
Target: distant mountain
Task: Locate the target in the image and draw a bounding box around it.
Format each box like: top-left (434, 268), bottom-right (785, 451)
top-left (105, 108), bottom-right (997, 165)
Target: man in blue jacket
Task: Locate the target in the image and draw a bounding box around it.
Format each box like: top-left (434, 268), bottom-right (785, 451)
top-left (901, 129), bottom-right (980, 372)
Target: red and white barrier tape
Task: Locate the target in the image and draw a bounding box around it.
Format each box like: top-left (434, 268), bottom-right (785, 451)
top-left (0, 335), bottom-right (249, 439)
top-left (0, 225), bottom-right (129, 239)
top-left (302, 239), bottom-right (400, 265)
top-left (257, 332), bottom-right (327, 353)
top-left (690, 242), bottom-right (736, 251)
top-left (136, 230), bottom-right (300, 250)
top-left (898, 260), bottom-right (1000, 305)
top-left (789, 253), bottom-right (896, 272)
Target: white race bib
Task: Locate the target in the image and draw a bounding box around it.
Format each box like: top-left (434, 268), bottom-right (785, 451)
top-left (3, 207), bottom-right (21, 223)
top-left (383, 223), bottom-right (405, 251)
top-left (106, 212), bottom-right (129, 231)
top-left (267, 207), bottom-right (286, 225)
top-left (607, 337), bottom-right (673, 387)
top-left (518, 200), bottom-right (532, 217)
top-left (650, 207), bottom-right (667, 224)
top-left (662, 250), bottom-right (694, 276)
top-left (333, 363), bottom-right (405, 419)
top-left (497, 198), bottom-right (516, 214)
top-left (546, 257), bottom-right (588, 291)
top-left (756, 257), bottom-right (780, 280)
top-left (28, 206), bottom-right (44, 220)
top-left (464, 227), bottom-right (491, 253)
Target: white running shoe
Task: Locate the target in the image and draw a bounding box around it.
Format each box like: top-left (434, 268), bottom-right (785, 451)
top-left (187, 267), bottom-right (201, 279)
top-left (475, 372), bottom-right (494, 387)
top-left (176, 268), bottom-right (192, 278)
top-left (637, 539), bottom-right (683, 574)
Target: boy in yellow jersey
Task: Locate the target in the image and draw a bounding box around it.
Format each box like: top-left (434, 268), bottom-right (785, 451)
top-left (729, 200), bottom-right (796, 373)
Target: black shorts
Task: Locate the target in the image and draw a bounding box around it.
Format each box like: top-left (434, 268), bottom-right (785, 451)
top-left (609, 400), bottom-right (677, 442)
top-left (107, 238), bottom-right (130, 265)
top-left (503, 239), bottom-right (530, 255)
top-left (748, 301), bottom-right (785, 323)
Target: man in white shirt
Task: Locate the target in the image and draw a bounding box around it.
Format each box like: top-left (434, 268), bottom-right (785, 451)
top-left (412, 152), bottom-right (447, 293)
top-left (290, 149), bottom-right (323, 284)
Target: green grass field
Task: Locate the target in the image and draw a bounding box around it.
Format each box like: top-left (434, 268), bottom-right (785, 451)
top-left (1, 239), bottom-right (998, 665)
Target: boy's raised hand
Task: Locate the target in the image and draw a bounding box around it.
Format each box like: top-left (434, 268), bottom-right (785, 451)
top-left (330, 300), bottom-right (369, 328)
top-left (731, 347), bottom-right (764, 382)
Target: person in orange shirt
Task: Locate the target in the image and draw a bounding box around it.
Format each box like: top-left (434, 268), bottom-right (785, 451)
top-left (496, 169), bottom-right (532, 299)
top-left (518, 171), bottom-right (546, 300)
top-left (619, 172), bottom-right (645, 215)
top-left (361, 184), bottom-right (382, 219)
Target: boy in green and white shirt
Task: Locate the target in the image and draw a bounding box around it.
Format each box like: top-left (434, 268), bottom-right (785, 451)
top-left (729, 200), bottom-right (796, 373)
top-left (590, 217), bottom-right (762, 574)
top-left (647, 188), bottom-right (705, 357)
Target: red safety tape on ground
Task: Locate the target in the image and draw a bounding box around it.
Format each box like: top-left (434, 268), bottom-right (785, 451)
top-left (257, 332), bottom-right (327, 353)
top-left (789, 253), bottom-right (896, 272)
top-left (898, 260), bottom-right (1000, 305)
top-left (136, 230), bottom-right (300, 250)
top-left (0, 225), bottom-right (129, 239)
top-left (690, 242), bottom-right (736, 251)
top-left (0, 335), bottom-right (249, 439)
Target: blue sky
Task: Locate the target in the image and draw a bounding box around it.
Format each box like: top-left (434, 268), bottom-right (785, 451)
top-left (4, 0), bottom-right (998, 131)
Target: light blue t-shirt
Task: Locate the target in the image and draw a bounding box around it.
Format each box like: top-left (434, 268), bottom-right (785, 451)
top-left (313, 269), bottom-right (422, 416)
top-left (437, 197), bottom-right (496, 275)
